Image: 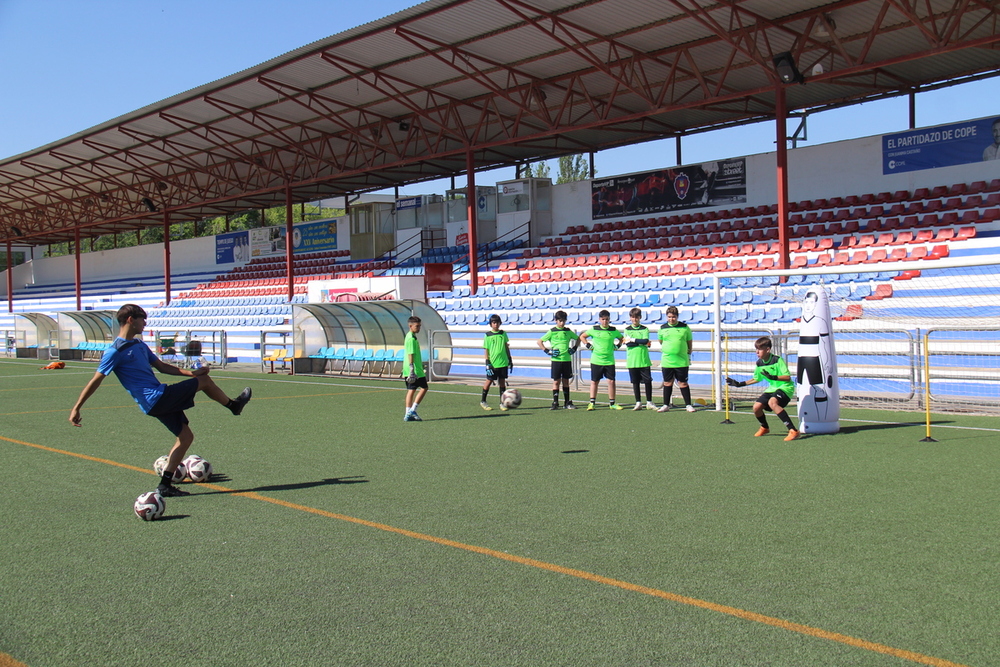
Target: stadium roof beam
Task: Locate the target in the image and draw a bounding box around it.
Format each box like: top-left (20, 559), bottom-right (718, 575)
top-left (1, 0), bottom-right (999, 248)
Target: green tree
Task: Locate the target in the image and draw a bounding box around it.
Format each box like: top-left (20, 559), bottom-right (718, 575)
top-left (556, 154), bottom-right (592, 184)
top-left (522, 160), bottom-right (551, 179)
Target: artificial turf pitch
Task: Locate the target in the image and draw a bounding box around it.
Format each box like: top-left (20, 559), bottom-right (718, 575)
top-left (1, 357), bottom-right (998, 666)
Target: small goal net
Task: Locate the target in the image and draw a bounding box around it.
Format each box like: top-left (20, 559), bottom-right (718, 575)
top-left (713, 256), bottom-right (1000, 415)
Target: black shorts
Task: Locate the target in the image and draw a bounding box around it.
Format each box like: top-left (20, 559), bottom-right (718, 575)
top-left (487, 367), bottom-right (509, 381)
top-left (756, 390), bottom-right (791, 411)
top-left (147, 377), bottom-right (199, 436)
top-left (590, 364), bottom-right (616, 382)
top-left (550, 361), bottom-right (573, 381)
top-left (405, 376), bottom-right (429, 391)
top-left (628, 367), bottom-right (652, 385)
top-left (661, 367), bottom-right (690, 384)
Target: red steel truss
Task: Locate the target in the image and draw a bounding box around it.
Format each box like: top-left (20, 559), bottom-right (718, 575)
top-left (1, 0), bottom-right (999, 245)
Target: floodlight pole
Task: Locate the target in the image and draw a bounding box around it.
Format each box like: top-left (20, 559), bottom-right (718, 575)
top-left (775, 83), bottom-right (791, 271)
top-left (286, 184), bottom-right (295, 303)
top-left (163, 211), bottom-right (172, 306)
top-left (466, 150), bottom-right (479, 296)
top-left (74, 226), bottom-right (82, 311)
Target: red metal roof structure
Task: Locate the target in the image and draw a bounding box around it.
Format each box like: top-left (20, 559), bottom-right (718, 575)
top-left (2, 0), bottom-right (999, 245)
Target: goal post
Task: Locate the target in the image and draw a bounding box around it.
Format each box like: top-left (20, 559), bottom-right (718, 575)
top-left (711, 255), bottom-right (1000, 416)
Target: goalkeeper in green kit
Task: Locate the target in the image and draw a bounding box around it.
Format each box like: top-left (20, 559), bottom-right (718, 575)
top-left (579, 309), bottom-right (624, 410)
top-left (726, 336), bottom-right (800, 441)
top-left (538, 310), bottom-right (580, 410)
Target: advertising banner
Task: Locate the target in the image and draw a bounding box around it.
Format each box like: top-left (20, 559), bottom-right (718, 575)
top-left (215, 230), bottom-right (249, 264)
top-left (291, 219), bottom-right (339, 253)
top-left (883, 116), bottom-right (1000, 174)
top-left (591, 159), bottom-right (746, 220)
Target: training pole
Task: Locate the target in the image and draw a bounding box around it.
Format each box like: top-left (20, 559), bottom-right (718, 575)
top-left (920, 332), bottom-right (937, 442)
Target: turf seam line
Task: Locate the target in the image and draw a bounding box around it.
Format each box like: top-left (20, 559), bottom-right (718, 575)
top-left (1, 433), bottom-right (972, 667)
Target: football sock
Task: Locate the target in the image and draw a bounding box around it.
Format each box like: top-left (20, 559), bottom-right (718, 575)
top-left (411, 402), bottom-right (419, 411)
top-left (680, 386), bottom-right (692, 405)
top-left (563, 387), bottom-right (571, 403)
top-left (482, 389), bottom-right (489, 402)
top-left (756, 414), bottom-right (769, 428)
top-left (552, 389), bottom-right (559, 403)
top-left (645, 382), bottom-right (653, 402)
top-left (633, 385), bottom-right (641, 402)
top-left (663, 385), bottom-right (673, 404)
top-left (157, 473), bottom-right (174, 488)
top-left (589, 398), bottom-right (596, 405)
top-left (776, 410), bottom-right (795, 430)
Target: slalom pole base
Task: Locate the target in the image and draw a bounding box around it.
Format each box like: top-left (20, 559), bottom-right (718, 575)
top-left (919, 437), bottom-right (938, 443)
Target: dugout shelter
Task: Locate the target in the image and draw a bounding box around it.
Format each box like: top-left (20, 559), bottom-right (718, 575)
top-left (55, 310), bottom-right (115, 360)
top-left (290, 299), bottom-right (450, 376)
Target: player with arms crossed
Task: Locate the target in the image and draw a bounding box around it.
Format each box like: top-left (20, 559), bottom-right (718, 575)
top-left (69, 304), bottom-right (252, 497)
top-left (726, 336), bottom-right (799, 441)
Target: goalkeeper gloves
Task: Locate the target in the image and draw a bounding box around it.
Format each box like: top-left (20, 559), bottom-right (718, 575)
top-left (485, 364), bottom-right (496, 380)
top-left (508, 362), bottom-right (514, 373)
top-left (725, 377), bottom-right (747, 388)
top-left (760, 369), bottom-right (778, 381)
top-left (585, 342), bottom-right (593, 350)
top-left (543, 348), bottom-right (554, 356)
top-left (568, 345), bottom-right (578, 355)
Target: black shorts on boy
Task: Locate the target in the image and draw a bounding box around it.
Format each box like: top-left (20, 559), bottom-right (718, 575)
top-left (661, 367), bottom-right (690, 383)
top-left (550, 361), bottom-right (573, 380)
top-left (590, 364), bottom-right (616, 381)
top-left (146, 377), bottom-right (200, 436)
top-left (405, 376), bottom-right (429, 391)
top-left (757, 389), bottom-right (792, 410)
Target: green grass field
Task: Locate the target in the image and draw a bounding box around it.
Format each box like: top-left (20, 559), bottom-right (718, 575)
top-left (2, 356), bottom-right (998, 667)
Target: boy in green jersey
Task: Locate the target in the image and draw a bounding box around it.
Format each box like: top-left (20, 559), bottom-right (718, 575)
top-left (623, 307), bottom-right (656, 410)
top-left (657, 305), bottom-right (696, 413)
top-left (481, 314), bottom-right (512, 411)
top-left (403, 316), bottom-right (427, 422)
top-left (578, 309), bottom-right (624, 410)
top-left (538, 310), bottom-right (580, 410)
top-left (726, 336), bottom-right (799, 441)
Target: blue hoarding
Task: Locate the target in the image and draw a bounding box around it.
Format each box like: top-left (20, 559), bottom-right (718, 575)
top-left (883, 116), bottom-right (1000, 175)
top-left (216, 231), bottom-right (249, 264)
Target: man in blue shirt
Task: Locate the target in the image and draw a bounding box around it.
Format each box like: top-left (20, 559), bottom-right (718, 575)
top-left (69, 304), bottom-right (252, 496)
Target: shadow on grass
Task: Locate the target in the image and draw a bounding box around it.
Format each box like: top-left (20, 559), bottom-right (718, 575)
top-left (195, 476), bottom-right (368, 496)
top-left (561, 449), bottom-right (590, 454)
top-left (157, 514), bottom-right (190, 521)
top-left (838, 420), bottom-right (953, 434)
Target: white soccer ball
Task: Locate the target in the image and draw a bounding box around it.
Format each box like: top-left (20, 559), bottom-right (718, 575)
top-left (152, 456), bottom-right (186, 483)
top-left (134, 491), bottom-right (166, 521)
top-left (183, 455), bottom-right (213, 483)
top-left (153, 455), bottom-right (169, 476)
top-left (500, 388), bottom-right (522, 409)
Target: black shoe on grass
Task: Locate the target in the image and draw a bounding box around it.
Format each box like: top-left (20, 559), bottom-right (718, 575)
top-left (157, 484), bottom-right (190, 497)
top-left (230, 387), bottom-right (252, 416)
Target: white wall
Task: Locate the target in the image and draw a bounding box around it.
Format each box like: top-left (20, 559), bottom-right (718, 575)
top-left (2, 234), bottom-right (228, 297)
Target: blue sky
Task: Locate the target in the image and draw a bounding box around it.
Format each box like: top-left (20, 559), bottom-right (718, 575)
top-left (2, 0), bottom-right (998, 195)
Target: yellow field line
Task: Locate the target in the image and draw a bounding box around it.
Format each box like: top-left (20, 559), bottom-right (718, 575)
top-left (0, 653), bottom-right (29, 667)
top-left (0, 434), bottom-right (972, 667)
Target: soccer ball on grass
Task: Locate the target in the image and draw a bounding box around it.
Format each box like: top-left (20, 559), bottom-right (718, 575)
top-left (152, 456), bottom-right (186, 484)
top-left (134, 491), bottom-right (166, 521)
top-left (500, 388), bottom-right (522, 409)
top-left (182, 455), bottom-right (213, 483)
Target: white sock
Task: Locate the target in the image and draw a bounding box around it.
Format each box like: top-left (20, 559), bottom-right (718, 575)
top-left (411, 402), bottom-right (420, 411)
